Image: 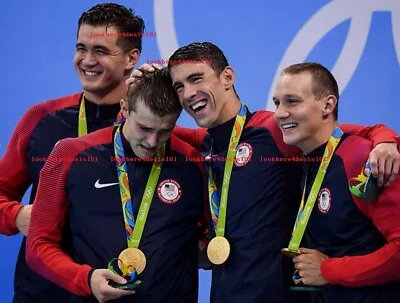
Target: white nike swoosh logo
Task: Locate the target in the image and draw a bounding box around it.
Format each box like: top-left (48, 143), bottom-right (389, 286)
top-left (94, 179), bottom-right (119, 189)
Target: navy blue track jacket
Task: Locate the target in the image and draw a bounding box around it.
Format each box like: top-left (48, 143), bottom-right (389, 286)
top-left (26, 125), bottom-right (207, 303)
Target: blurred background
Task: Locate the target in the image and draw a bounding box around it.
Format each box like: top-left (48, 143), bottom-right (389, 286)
top-left (1, 0), bottom-right (399, 301)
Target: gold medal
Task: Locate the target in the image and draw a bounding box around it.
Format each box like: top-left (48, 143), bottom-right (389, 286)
top-left (281, 248), bottom-right (301, 258)
top-left (118, 248), bottom-right (147, 274)
top-left (207, 236), bottom-right (231, 265)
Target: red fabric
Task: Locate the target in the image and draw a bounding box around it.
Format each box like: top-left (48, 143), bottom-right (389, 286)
top-left (172, 126), bottom-right (207, 151)
top-left (340, 123), bottom-right (397, 147)
top-left (321, 136), bottom-right (400, 287)
top-left (26, 127), bottom-right (112, 296)
top-left (0, 92), bottom-right (81, 235)
top-left (174, 114), bottom-right (398, 158)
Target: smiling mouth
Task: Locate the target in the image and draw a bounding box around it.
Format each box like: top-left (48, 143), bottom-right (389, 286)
top-left (188, 99), bottom-right (208, 114)
top-left (81, 69), bottom-right (102, 77)
top-left (281, 122), bottom-right (298, 130)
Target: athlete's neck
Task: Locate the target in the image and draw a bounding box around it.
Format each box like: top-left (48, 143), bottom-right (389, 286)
top-left (84, 81), bottom-right (127, 105)
top-left (302, 121), bottom-right (338, 154)
top-left (213, 97), bottom-right (242, 127)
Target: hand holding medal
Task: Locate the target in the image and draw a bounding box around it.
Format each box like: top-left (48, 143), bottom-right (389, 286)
top-left (107, 253), bottom-right (142, 290)
top-left (291, 248), bottom-right (329, 289)
top-left (281, 127), bottom-right (343, 291)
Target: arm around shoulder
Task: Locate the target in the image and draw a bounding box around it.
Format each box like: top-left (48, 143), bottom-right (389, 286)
top-left (0, 103), bottom-right (49, 235)
top-left (321, 163), bottom-right (400, 287)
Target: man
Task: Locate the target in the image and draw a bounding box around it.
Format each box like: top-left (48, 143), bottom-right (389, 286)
top-left (26, 69), bottom-right (207, 303)
top-left (273, 62), bottom-right (400, 302)
top-left (0, 3), bottom-right (144, 302)
top-left (129, 42), bottom-right (400, 302)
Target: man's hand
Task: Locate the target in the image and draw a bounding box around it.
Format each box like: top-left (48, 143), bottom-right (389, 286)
top-left (292, 248), bottom-right (329, 286)
top-left (126, 63), bottom-right (163, 87)
top-left (90, 269), bottom-right (134, 303)
top-left (367, 142), bottom-right (400, 186)
top-left (16, 205), bottom-right (32, 236)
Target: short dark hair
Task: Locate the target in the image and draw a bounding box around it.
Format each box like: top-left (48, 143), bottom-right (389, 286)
top-left (168, 41), bottom-right (239, 97)
top-left (168, 42), bottom-right (228, 75)
top-left (77, 3), bottom-right (145, 52)
top-left (126, 68), bottom-right (182, 117)
top-left (281, 62), bottom-right (339, 120)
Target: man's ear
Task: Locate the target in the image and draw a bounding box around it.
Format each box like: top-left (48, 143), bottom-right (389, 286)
top-left (126, 49), bottom-right (140, 71)
top-left (221, 66), bottom-right (235, 90)
top-left (321, 95), bottom-right (337, 118)
top-left (120, 98), bottom-right (129, 119)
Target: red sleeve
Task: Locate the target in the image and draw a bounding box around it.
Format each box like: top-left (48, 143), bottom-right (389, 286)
top-left (0, 104), bottom-right (51, 235)
top-left (0, 93), bottom-right (81, 235)
top-left (26, 138), bottom-right (93, 296)
top-left (340, 123), bottom-right (397, 147)
top-left (172, 126), bottom-right (207, 151)
top-left (321, 137), bottom-right (400, 287)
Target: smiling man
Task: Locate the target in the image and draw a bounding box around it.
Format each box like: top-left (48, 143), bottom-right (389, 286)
top-left (0, 3), bottom-right (144, 303)
top-left (273, 62), bottom-right (400, 303)
top-left (26, 69), bottom-right (207, 303)
top-left (129, 42), bottom-right (400, 302)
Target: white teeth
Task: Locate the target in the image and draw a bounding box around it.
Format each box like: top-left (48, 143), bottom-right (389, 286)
top-left (281, 123), bottom-right (298, 129)
top-left (84, 71), bottom-right (100, 76)
top-left (191, 101), bottom-right (207, 110)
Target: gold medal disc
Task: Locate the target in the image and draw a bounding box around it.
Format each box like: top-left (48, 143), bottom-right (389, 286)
top-left (281, 248), bottom-right (301, 258)
top-left (118, 248), bottom-right (147, 274)
top-left (207, 236), bottom-right (231, 265)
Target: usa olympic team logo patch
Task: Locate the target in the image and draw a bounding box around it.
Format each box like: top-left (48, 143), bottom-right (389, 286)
top-left (318, 188), bottom-right (331, 214)
top-left (157, 179), bottom-right (182, 204)
top-left (234, 143), bottom-right (253, 167)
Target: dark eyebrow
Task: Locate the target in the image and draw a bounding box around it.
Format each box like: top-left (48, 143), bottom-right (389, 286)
top-left (187, 72), bottom-right (204, 81)
top-left (285, 94), bottom-right (300, 100)
top-left (172, 80), bottom-right (182, 90)
top-left (172, 72), bottom-right (204, 89)
top-left (138, 123), bottom-right (153, 130)
top-left (138, 123), bottom-right (174, 132)
top-left (75, 43), bottom-right (110, 52)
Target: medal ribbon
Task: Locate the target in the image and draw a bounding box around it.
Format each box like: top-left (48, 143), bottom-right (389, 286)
top-left (208, 104), bottom-right (247, 237)
top-left (78, 95), bottom-right (88, 137)
top-left (78, 94), bottom-right (125, 137)
top-left (288, 127), bottom-right (343, 252)
top-left (114, 125), bottom-right (164, 248)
